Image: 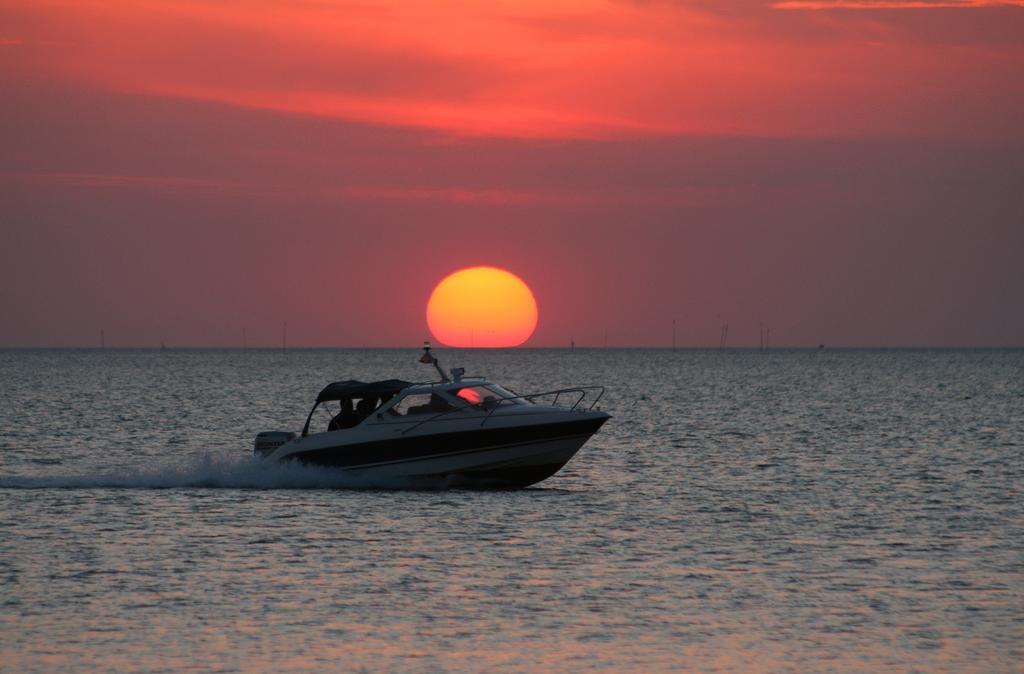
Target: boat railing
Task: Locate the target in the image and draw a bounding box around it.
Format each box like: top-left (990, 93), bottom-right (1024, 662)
top-left (481, 385), bottom-right (604, 427)
top-left (399, 385), bottom-right (605, 434)
top-left (520, 386), bottom-right (605, 411)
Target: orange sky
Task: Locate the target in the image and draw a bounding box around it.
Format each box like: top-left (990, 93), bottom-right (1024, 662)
top-left (5, 0), bottom-right (1023, 139)
top-left (1, 0), bottom-right (1022, 346)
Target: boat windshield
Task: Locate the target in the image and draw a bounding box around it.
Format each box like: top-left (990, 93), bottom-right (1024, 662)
top-left (453, 384), bottom-right (528, 409)
top-left (483, 384), bottom-right (529, 404)
top-left (389, 393), bottom-right (456, 416)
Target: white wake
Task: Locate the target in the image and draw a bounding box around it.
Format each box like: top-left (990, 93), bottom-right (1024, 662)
top-left (0, 453), bottom-right (387, 490)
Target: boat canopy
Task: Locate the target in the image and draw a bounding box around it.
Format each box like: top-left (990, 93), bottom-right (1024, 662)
top-left (315, 379), bottom-right (412, 404)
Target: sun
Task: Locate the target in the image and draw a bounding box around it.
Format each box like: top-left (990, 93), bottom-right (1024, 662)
top-left (426, 267), bottom-right (538, 347)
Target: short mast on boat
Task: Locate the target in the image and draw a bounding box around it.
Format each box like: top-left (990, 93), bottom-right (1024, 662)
top-left (419, 341), bottom-right (450, 382)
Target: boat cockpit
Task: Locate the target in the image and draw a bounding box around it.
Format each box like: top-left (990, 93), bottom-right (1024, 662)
top-left (302, 378), bottom-right (529, 437)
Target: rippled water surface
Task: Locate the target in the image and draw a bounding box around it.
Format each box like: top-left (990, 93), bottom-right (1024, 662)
top-left (1, 348), bottom-right (1022, 672)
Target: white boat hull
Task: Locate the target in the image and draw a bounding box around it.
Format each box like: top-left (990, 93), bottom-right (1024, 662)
top-left (263, 409), bottom-right (609, 488)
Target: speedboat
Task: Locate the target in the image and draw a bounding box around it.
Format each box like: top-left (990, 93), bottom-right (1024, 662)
top-left (254, 343), bottom-right (610, 488)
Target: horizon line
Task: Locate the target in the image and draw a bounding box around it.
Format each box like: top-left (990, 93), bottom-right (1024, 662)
top-left (1, 345), bottom-right (1021, 351)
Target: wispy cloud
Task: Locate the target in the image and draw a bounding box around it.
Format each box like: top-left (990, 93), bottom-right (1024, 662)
top-left (0, 171), bottom-right (730, 208)
top-left (327, 185), bottom-right (718, 206)
top-left (0, 171), bottom-right (257, 195)
top-left (774, 1), bottom-right (1024, 8)
top-left (1, 171), bottom-right (563, 204)
top-left (3, 1), bottom-right (1023, 140)
top-left (330, 185), bottom-right (570, 205)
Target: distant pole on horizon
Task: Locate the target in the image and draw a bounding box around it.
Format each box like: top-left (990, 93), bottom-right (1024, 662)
top-left (570, 336), bottom-right (575, 351)
top-left (719, 323), bottom-right (729, 350)
top-left (759, 321), bottom-right (764, 351)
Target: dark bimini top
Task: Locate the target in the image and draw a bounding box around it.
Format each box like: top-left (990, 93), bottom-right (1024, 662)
top-left (315, 379), bottom-right (412, 405)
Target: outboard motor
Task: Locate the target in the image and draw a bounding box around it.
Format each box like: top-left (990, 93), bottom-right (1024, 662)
top-left (254, 431), bottom-right (296, 458)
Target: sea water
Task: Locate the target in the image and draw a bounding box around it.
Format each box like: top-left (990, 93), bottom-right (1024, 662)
top-left (0, 348), bottom-right (1021, 672)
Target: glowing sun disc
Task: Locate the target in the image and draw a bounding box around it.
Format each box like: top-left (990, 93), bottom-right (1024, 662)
top-left (427, 267), bottom-right (538, 347)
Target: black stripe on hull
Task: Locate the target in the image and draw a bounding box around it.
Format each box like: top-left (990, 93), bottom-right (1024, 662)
top-left (287, 417), bottom-right (607, 471)
top-left (434, 462), bottom-right (570, 489)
